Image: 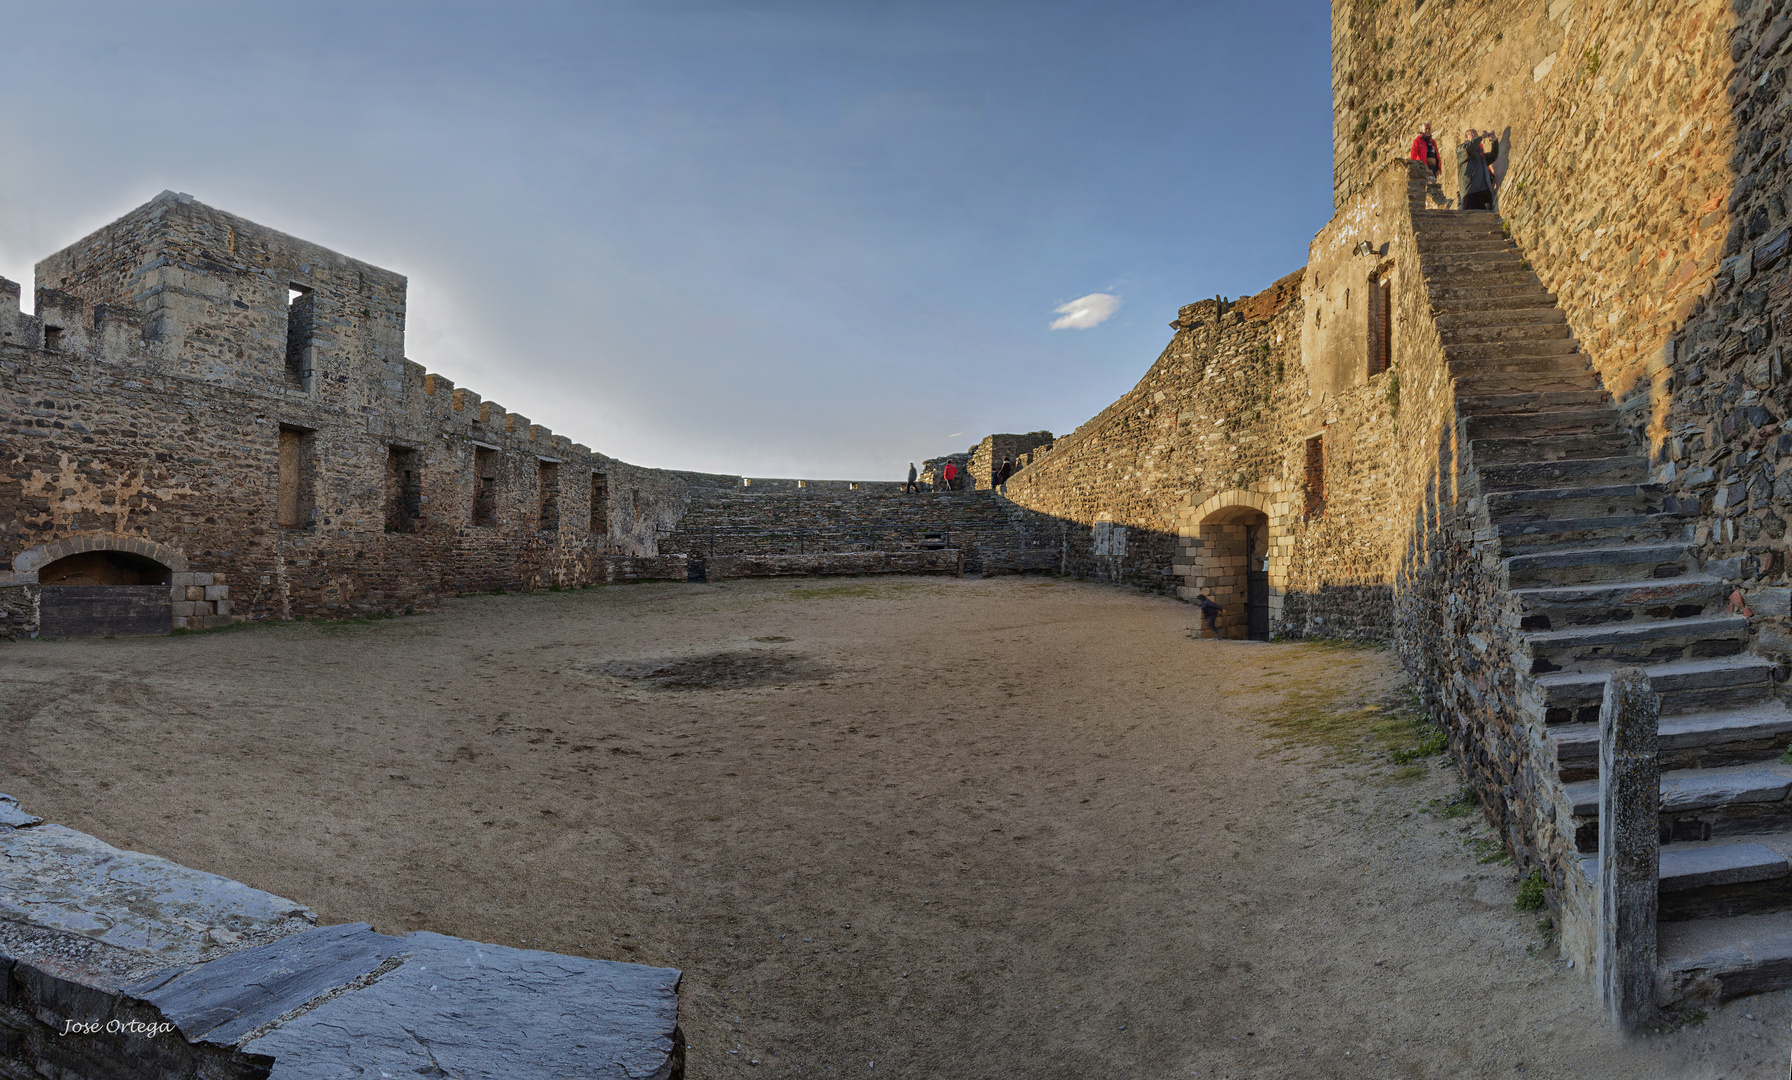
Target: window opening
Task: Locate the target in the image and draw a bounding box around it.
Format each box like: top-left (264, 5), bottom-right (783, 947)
top-left (590, 472), bottom-right (609, 537)
top-left (1304, 435), bottom-right (1326, 519)
top-left (43, 326), bottom-right (63, 351)
top-left (473, 447), bottom-right (498, 526)
top-left (1369, 272), bottom-right (1393, 377)
top-left (538, 461), bottom-right (560, 532)
top-left (285, 285), bottom-right (315, 388)
top-left (386, 446), bottom-right (420, 532)
top-left (277, 425), bottom-right (317, 529)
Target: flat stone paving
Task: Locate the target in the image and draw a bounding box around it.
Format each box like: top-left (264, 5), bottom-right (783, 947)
top-left (0, 799), bottom-right (682, 1078)
top-left (3, 576), bottom-right (1789, 1077)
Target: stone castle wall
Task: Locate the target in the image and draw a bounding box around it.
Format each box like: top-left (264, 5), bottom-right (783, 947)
top-left (0, 192), bottom-right (935, 636)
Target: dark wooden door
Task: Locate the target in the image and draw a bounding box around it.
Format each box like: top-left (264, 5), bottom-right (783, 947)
top-left (38, 585), bottom-right (172, 637)
top-left (1246, 571), bottom-right (1270, 641)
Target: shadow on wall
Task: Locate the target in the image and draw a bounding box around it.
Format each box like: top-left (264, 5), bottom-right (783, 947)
top-left (997, 499), bottom-right (1395, 643)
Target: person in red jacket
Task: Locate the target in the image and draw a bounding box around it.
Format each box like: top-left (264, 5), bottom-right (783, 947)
top-left (1409, 123), bottom-right (1441, 178)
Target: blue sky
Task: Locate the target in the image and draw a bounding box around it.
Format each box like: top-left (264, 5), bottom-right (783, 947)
top-left (0, 1), bottom-right (1333, 479)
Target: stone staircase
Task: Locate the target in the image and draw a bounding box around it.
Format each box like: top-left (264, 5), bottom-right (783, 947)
top-left (1418, 209), bottom-right (1792, 1005)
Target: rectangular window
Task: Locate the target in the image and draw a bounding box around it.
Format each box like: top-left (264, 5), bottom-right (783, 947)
top-left (1368, 273), bottom-right (1392, 377)
top-left (386, 447), bottom-right (420, 533)
top-left (538, 461), bottom-right (560, 532)
top-left (590, 472), bottom-right (608, 537)
top-left (1304, 435), bottom-right (1326, 519)
top-left (277, 425), bottom-right (316, 528)
top-left (473, 447), bottom-right (497, 526)
top-left (43, 326), bottom-right (64, 351)
top-left (285, 285), bottom-right (314, 388)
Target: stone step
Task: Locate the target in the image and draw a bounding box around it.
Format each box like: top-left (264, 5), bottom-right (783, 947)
top-left (1448, 354), bottom-right (1594, 378)
top-left (1428, 274), bottom-right (1550, 298)
top-left (1485, 483), bottom-right (1665, 523)
top-left (1521, 614), bottom-right (1749, 676)
top-left (1577, 841), bottom-right (1792, 921)
top-left (1504, 542), bottom-right (1691, 589)
top-left (1444, 337), bottom-right (1581, 362)
top-left (1453, 370), bottom-right (1602, 397)
top-left (1550, 702), bottom-right (1792, 781)
top-left (1565, 764), bottom-right (1792, 854)
top-left (1431, 293), bottom-right (1559, 313)
top-left (1456, 388), bottom-right (1612, 416)
top-left (1524, 654), bottom-right (1776, 725)
top-left (1419, 238), bottom-right (1519, 254)
top-left (1493, 514), bottom-right (1688, 556)
top-left (1477, 455), bottom-right (1648, 492)
top-left (1469, 432), bottom-right (1637, 466)
top-left (1463, 408), bottom-right (1624, 441)
top-left (1421, 256), bottom-right (1532, 277)
top-left (1658, 908), bottom-right (1792, 1004)
top-left (1434, 305), bottom-right (1566, 329)
top-left (1439, 321), bottom-right (1573, 345)
top-left (1506, 575), bottom-right (1726, 631)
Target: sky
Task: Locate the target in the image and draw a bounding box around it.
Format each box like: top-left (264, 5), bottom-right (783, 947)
top-left (0, 1), bottom-right (1334, 480)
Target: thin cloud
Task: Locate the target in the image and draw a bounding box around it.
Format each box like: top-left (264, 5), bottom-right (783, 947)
top-left (1050, 292), bottom-right (1120, 330)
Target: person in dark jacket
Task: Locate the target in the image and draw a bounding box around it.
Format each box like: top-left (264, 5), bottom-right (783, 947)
top-left (1197, 594), bottom-right (1222, 634)
top-left (997, 456), bottom-right (1014, 493)
top-left (1456, 128), bottom-right (1499, 211)
top-left (1408, 123), bottom-right (1441, 178)
top-left (906, 463), bottom-right (918, 493)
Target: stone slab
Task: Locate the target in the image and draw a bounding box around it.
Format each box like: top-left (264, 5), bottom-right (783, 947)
top-left (0, 792), bottom-right (42, 828)
top-left (242, 932), bottom-right (682, 1080)
top-left (137, 921), bottom-right (406, 1045)
top-left (1566, 765), bottom-right (1792, 817)
top-left (0, 822), bottom-right (312, 967)
top-left (1658, 910), bottom-right (1792, 1004)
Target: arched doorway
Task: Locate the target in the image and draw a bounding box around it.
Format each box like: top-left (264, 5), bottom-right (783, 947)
top-left (18, 538), bottom-right (181, 637)
top-left (1192, 504), bottom-right (1271, 641)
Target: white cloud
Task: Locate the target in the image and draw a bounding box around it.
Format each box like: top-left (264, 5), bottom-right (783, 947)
top-left (1049, 292), bottom-right (1120, 330)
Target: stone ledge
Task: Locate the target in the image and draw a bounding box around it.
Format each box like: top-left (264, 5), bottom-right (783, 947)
top-left (0, 796), bottom-right (684, 1079)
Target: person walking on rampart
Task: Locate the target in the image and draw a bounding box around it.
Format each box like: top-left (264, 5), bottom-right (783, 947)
top-left (1409, 123), bottom-right (1441, 179)
top-left (1456, 128), bottom-right (1499, 212)
top-left (942, 461), bottom-right (957, 492)
top-left (906, 463), bottom-right (918, 493)
top-left (997, 455), bottom-right (1014, 494)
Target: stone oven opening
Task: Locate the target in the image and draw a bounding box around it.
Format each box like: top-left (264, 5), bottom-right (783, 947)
top-left (36, 550), bottom-right (174, 637)
top-left (38, 550), bottom-right (171, 586)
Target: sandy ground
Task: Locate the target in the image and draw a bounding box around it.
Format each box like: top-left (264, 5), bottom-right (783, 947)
top-left (2, 575), bottom-right (1787, 1078)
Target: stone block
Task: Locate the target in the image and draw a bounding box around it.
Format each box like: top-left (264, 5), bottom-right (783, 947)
top-left (170, 572), bottom-right (195, 588)
top-left (186, 586), bottom-right (205, 601)
top-left (201, 614), bottom-right (232, 628)
top-left (204, 585), bottom-right (228, 601)
top-left (171, 616), bottom-right (188, 630)
top-left (211, 572), bottom-right (227, 585)
top-left (172, 601), bottom-right (195, 618)
top-left (193, 601), bottom-right (214, 616)
top-left (192, 572), bottom-right (213, 587)
top-left (1752, 587), bottom-right (1792, 619)
top-left (216, 599), bottom-right (234, 616)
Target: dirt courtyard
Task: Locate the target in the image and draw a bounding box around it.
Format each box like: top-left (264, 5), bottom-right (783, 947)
top-left (1, 575), bottom-right (1784, 1078)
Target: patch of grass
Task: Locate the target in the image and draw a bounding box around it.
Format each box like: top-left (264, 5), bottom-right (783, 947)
top-left (1439, 789), bottom-right (1478, 819)
top-left (1466, 836), bottom-right (1512, 865)
top-left (1251, 682), bottom-right (1446, 775)
top-left (1515, 871), bottom-right (1547, 912)
top-left (1780, 743), bottom-right (1792, 766)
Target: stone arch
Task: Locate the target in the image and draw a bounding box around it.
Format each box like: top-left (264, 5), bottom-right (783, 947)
top-left (12, 533), bottom-right (188, 582)
top-left (1174, 489), bottom-right (1289, 640)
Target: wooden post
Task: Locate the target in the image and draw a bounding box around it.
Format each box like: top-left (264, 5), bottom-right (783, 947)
top-left (1597, 665), bottom-right (1659, 1032)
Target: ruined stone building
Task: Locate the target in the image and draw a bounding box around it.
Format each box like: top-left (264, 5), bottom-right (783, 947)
top-left (9, 0), bottom-right (1792, 1014)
